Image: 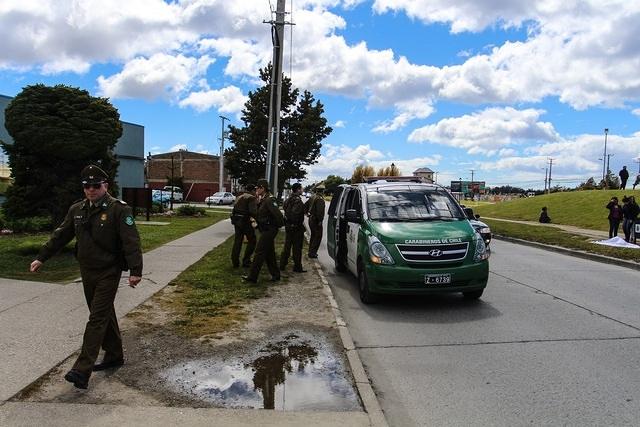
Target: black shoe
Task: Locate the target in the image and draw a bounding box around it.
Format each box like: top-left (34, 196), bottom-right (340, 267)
top-left (293, 268), bottom-right (307, 273)
top-left (308, 254), bottom-right (318, 259)
top-left (270, 276), bottom-right (281, 282)
top-left (64, 369), bottom-right (89, 389)
top-left (93, 358), bottom-right (124, 371)
top-left (242, 275), bottom-right (257, 283)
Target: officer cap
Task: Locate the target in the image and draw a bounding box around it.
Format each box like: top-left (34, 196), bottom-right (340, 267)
top-left (256, 179), bottom-right (269, 190)
top-left (81, 164), bottom-right (108, 184)
top-left (291, 182), bottom-right (302, 192)
top-left (314, 183), bottom-right (325, 192)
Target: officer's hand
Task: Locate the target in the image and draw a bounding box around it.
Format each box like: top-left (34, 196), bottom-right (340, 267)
top-left (30, 260), bottom-right (43, 273)
top-left (128, 275), bottom-right (142, 288)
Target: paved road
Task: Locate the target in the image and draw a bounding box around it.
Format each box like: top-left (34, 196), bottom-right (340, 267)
top-left (317, 238), bottom-right (640, 426)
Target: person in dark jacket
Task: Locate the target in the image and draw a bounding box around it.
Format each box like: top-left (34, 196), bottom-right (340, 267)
top-left (606, 196), bottom-right (623, 238)
top-left (621, 196), bottom-right (640, 242)
top-left (280, 183), bottom-right (306, 272)
top-left (30, 165), bottom-right (143, 390)
top-left (230, 184), bottom-right (257, 268)
top-left (619, 166), bottom-right (629, 190)
top-left (633, 174), bottom-right (640, 190)
top-left (305, 184), bottom-right (326, 258)
top-left (539, 206), bottom-right (551, 223)
top-left (242, 179), bottom-right (284, 283)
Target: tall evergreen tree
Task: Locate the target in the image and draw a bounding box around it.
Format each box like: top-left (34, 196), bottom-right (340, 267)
top-left (224, 65), bottom-right (332, 197)
top-left (1, 84), bottom-right (121, 225)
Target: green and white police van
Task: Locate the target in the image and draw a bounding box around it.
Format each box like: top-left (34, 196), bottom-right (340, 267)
top-left (327, 178), bottom-right (489, 303)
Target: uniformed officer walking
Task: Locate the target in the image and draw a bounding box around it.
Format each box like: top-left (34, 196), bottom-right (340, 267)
top-left (30, 165), bottom-right (143, 389)
top-left (305, 184), bottom-right (326, 258)
top-left (279, 182), bottom-right (306, 273)
top-left (242, 179), bottom-right (284, 283)
top-left (230, 184), bottom-right (257, 268)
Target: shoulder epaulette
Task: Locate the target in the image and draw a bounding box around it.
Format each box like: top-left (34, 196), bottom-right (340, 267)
top-left (116, 200), bottom-right (128, 205)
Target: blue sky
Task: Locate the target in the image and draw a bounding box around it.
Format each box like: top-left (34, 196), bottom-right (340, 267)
top-left (1, 0), bottom-right (640, 189)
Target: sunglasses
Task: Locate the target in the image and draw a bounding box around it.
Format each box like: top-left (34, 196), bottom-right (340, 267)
top-left (83, 182), bottom-right (104, 189)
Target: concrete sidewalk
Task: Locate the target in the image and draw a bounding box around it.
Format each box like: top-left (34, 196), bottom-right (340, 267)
top-left (484, 217), bottom-right (609, 240)
top-left (0, 219), bottom-right (376, 426)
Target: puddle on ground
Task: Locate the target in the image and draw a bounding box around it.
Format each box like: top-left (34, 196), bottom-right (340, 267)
top-left (160, 332), bottom-right (360, 411)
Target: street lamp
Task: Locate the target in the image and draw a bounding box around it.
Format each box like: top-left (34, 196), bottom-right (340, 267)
top-left (219, 115), bottom-right (229, 192)
top-left (541, 167), bottom-right (548, 192)
top-left (602, 128), bottom-right (609, 183)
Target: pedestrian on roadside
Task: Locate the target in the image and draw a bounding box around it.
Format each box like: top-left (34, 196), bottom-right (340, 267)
top-left (633, 174), bottom-right (640, 190)
top-left (305, 184), bottom-right (326, 258)
top-left (619, 166), bottom-right (629, 190)
top-left (280, 182), bottom-right (306, 273)
top-left (539, 206), bottom-right (551, 223)
top-left (242, 179), bottom-right (284, 283)
top-left (606, 196), bottom-right (623, 238)
top-left (621, 195), bottom-right (640, 242)
top-left (29, 165), bottom-right (143, 390)
top-left (230, 184), bottom-right (257, 268)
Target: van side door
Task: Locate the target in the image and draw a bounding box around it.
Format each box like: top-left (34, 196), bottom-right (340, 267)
top-left (326, 185), bottom-right (345, 259)
top-left (345, 188), bottom-right (362, 274)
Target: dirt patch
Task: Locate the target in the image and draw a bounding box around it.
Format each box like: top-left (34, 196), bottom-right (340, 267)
top-left (14, 260), bottom-right (362, 411)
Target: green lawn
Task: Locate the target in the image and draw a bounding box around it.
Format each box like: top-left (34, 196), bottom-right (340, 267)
top-left (475, 189), bottom-right (640, 231)
top-left (0, 212), bottom-right (229, 283)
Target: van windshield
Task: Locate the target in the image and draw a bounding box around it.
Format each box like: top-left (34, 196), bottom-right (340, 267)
top-left (367, 189), bottom-right (465, 221)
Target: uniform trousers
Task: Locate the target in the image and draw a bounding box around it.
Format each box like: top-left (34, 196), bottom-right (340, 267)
top-left (247, 228), bottom-right (280, 281)
top-left (280, 225), bottom-right (304, 270)
top-left (73, 264), bottom-right (123, 375)
top-left (231, 221), bottom-right (256, 267)
top-left (308, 217), bottom-right (323, 256)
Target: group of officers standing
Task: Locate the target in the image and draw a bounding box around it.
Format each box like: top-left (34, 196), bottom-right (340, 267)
top-left (231, 178), bottom-right (326, 284)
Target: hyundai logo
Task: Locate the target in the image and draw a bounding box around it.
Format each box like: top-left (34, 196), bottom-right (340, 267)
top-left (428, 249), bottom-right (443, 257)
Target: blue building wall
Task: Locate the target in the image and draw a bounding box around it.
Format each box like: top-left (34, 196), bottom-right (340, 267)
top-left (0, 94), bottom-right (144, 194)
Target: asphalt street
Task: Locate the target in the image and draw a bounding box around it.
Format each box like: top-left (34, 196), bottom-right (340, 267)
top-left (317, 238), bottom-right (640, 426)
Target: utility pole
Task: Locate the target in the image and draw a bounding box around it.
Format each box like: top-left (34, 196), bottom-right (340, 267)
top-left (265, 0), bottom-right (287, 198)
top-left (542, 167), bottom-right (548, 193)
top-left (170, 155), bottom-right (175, 210)
top-left (602, 128), bottom-right (609, 183)
top-left (634, 157), bottom-right (640, 174)
top-left (469, 169), bottom-right (475, 201)
top-left (219, 115), bottom-right (229, 192)
top-left (547, 158), bottom-right (554, 194)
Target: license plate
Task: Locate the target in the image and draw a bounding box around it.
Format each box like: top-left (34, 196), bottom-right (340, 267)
top-left (425, 274), bottom-right (451, 285)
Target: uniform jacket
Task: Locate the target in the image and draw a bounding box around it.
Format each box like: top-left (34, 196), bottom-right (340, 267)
top-left (619, 168), bottom-right (629, 180)
top-left (232, 192), bottom-right (257, 223)
top-left (256, 194), bottom-right (285, 230)
top-left (305, 194), bottom-right (326, 222)
top-left (606, 201), bottom-right (623, 220)
top-left (283, 194), bottom-right (305, 226)
top-left (37, 194), bottom-right (143, 276)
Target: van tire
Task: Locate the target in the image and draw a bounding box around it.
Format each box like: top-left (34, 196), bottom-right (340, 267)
top-left (358, 264), bottom-right (378, 304)
top-left (463, 289), bottom-right (484, 300)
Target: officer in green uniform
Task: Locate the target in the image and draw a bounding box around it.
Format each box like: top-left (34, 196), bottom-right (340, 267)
top-left (30, 164), bottom-right (143, 389)
top-left (230, 184), bottom-right (257, 268)
top-left (242, 179), bottom-right (284, 283)
top-left (279, 182), bottom-right (306, 272)
top-left (305, 184), bottom-right (326, 258)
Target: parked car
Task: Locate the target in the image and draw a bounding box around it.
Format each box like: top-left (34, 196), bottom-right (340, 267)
top-left (151, 189), bottom-right (169, 206)
top-left (462, 207), bottom-right (492, 247)
top-left (205, 192), bottom-right (236, 205)
top-left (162, 186), bottom-right (183, 202)
top-left (327, 178), bottom-right (489, 303)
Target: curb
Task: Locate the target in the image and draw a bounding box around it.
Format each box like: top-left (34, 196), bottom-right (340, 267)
top-left (312, 259), bottom-right (388, 427)
top-left (494, 235), bottom-right (640, 271)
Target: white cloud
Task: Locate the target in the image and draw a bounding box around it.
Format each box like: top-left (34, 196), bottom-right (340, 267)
top-left (632, 108), bottom-right (640, 117)
top-left (408, 107), bottom-right (559, 156)
top-left (169, 144), bottom-right (188, 152)
top-left (179, 86), bottom-right (247, 114)
top-left (97, 54), bottom-right (214, 100)
top-left (334, 120), bottom-right (346, 128)
top-left (372, 98), bottom-right (435, 133)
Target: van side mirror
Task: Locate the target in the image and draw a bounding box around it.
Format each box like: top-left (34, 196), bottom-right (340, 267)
top-left (345, 209), bottom-right (362, 223)
top-left (475, 214), bottom-right (480, 219)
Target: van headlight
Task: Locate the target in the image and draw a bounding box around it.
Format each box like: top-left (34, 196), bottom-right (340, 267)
top-left (368, 236), bottom-right (395, 265)
top-left (473, 234), bottom-right (489, 262)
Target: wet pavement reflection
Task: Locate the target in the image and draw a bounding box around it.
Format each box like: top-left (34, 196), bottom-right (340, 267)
top-left (161, 332), bottom-right (360, 411)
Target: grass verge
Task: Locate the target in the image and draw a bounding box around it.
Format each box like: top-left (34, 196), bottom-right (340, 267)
top-left (157, 231), bottom-right (288, 337)
top-left (485, 219), bottom-right (640, 263)
top-left (0, 212), bottom-right (229, 283)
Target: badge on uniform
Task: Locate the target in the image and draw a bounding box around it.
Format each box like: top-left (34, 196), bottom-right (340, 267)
top-left (101, 213), bottom-right (107, 221)
top-left (125, 215), bottom-right (135, 226)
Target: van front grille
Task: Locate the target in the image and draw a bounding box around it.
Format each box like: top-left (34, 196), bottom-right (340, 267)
top-left (396, 242), bottom-right (469, 263)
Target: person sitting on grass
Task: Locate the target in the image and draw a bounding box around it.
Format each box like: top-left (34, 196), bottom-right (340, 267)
top-left (539, 206), bottom-right (551, 223)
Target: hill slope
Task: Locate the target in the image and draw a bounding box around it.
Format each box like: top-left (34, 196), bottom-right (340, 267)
top-left (474, 189), bottom-right (640, 231)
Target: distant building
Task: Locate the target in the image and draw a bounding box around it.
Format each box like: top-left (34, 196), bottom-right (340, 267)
top-left (0, 94), bottom-right (144, 194)
top-left (146, 150), bottom-right (231, 202)
top-left (413, 167), bottom-right (434, 183)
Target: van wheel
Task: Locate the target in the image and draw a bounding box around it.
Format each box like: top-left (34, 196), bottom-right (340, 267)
top-left (463, 290), bottom-right (484, 300)
top-left (358, 264), bottom-right (378, 304)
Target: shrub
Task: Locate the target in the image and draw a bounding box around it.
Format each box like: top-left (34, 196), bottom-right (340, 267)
top-left (8, 216), bottom-right (53, 233)
top-left (176, 205), bottom-right (206, 217)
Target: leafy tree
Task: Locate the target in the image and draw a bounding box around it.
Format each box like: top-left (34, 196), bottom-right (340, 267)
top-left (224, 65), bottom-right (332, 198)
top-left (377, 163), bottom-right (402, 176)
top-left (578, 177), bottom-right (598, 190)
top-left (351, 165), bottom-right (376, 183)
top-left (323, 174), bottom-right (347, 194)
top-left (1, 84), bottom-right (121, 225)
top-left (490, 185), bottom-right (525, 194)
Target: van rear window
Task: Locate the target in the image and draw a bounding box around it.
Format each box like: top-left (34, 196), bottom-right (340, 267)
top-left (367, 189), bottom-right (464, 221)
